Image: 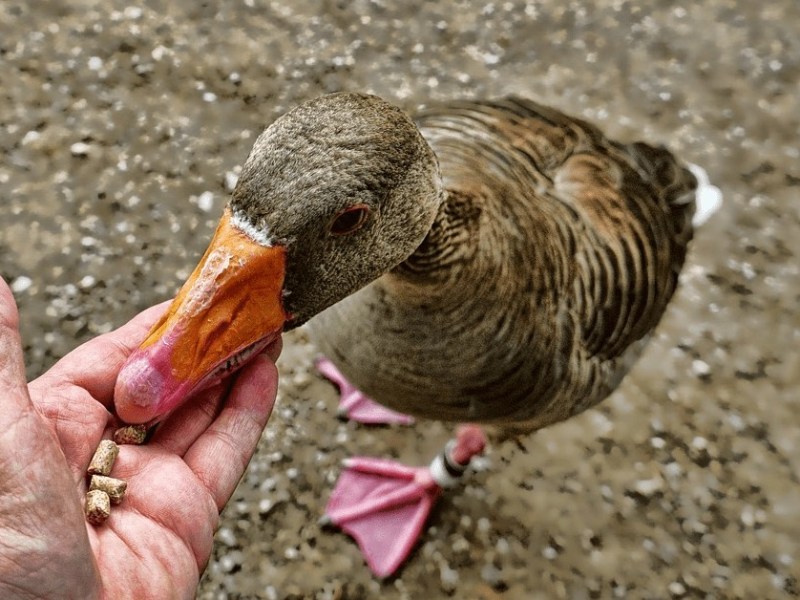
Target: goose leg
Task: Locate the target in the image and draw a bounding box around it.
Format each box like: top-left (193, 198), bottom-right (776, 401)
top-left (322, 425), bottom-right (486, 578)
top-left (316, 357), bottom-right (415, 425)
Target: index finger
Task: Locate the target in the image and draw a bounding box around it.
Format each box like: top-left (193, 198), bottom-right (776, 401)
top-left (29, 301), bottom-right (171, 406)
top-left (183, 353), bottom-right (279, 510)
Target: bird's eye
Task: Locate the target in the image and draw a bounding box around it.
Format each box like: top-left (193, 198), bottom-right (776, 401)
top-left (330, 205), bottom-right (369, 236)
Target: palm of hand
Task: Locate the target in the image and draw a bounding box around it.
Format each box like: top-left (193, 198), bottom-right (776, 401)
top-left (1, 297), bottom-right (278, 600)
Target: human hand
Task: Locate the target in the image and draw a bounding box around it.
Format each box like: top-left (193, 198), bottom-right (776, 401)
top-left (0, 278), bottom-right (280, 599)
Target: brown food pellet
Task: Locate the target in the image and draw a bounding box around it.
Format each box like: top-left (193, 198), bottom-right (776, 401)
top-left (89, 475), bottom-right (128, 505)
top-left (84, 489), bottom-right (111, 525)
top-left (87, 439), bottom-right (119, 476)
top-left (113, 424), bottom-right (148, 445)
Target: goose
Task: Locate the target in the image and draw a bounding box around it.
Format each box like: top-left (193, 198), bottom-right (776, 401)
top-left (114, 91), bottom-right (719, 425)
top-left (115, 93), bottom-right (721, 577)
top-left (113, 91), bottom-right (720, 569)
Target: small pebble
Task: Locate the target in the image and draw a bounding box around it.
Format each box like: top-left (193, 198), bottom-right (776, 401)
top-left (740, 506), bottom-right (756, 528)
top-left (292, 370), bottom-right (311, 389)
top-left (662, 462), bottom-right (683, 479)
top-left (264, 586), bottom-right (278, 600)
top-left (219, 551), bottom-right (243, 573)
top-left (668, 581), bottom-right (686, 596)
top-left (217, 527), bottom-right (238, 547)
top-left (481, 563), bottom-right (503, 586)
top-left (197, 191), bottom-right (215, 212)
top-left (10, 276), bottom-right (32, 293)
top-left (728, 413), bottom-right (745, 431)
top-left (439, 564), bottom-right (459, 591)
top-left (691, 359), bottom-right (711, 377)
top-left (151, 45), bottom-right (168, 61)
top-left (21, 130), bottom-right (40, 145)
top-left (600, 484), bottom-right (614, 501)
top-left (632, 476), bottom-right (664, 497)
top-left (495, 538), bottom-right (510, 554)
top-left (225, 171), bottom-right (239, 191)
top-left (70, 142), bottom-right (91, 156)
top-left (78, 275), bottom-right (96, 288)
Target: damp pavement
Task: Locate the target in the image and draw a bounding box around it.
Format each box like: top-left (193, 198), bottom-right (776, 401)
top-left (1, 1), bottom-right (798, 598)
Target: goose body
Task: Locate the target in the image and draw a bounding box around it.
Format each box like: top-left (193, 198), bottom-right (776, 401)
top-left (309, 97), bottom-right (696, 430)
top-left (115, 93), bottom-right (703, 435)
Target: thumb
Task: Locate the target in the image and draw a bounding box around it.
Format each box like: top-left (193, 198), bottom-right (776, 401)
top-left (0, 277), bottom-right (29, 408)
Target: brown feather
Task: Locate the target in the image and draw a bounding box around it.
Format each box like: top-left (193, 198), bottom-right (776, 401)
top-left (310, 95), bottom-right (697, 431)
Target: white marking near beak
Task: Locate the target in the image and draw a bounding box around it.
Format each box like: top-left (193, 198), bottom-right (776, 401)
top-left (231, 208), bottom-right (276, 247)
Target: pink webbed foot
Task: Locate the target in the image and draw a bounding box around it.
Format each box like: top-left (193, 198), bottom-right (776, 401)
top-left (322, 426), bottom-right (487, 578)
top-left (316, 357), bottom-right (414, 425)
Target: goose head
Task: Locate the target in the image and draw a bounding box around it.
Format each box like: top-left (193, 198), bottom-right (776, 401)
top-left (114, 93), bottom-right (442, 424)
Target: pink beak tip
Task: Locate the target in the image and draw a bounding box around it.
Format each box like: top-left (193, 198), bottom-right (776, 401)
top-left (114, 349), bottom-right (179, 424)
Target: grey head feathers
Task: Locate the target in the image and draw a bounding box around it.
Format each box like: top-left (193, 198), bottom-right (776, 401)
top-left (230, 93), bottom-right (443, 327)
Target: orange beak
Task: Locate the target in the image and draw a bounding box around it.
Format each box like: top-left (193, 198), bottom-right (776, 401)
top-left (114, 207), bottom-right (288, 424)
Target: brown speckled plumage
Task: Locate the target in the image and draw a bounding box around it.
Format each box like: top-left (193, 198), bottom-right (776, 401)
top-left (233, 93), bottom-right (697, 432)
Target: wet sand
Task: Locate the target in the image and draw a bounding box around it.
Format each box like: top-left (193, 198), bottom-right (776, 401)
top-left (1, 1), bottom-right (798, 598)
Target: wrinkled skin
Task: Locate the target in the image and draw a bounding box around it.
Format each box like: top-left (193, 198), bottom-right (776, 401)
top-left (0, 278), bottom-right (280, 599)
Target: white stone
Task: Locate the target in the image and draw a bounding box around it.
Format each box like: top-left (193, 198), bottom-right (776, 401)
top-left (11, 276), bottom-right (32, 293)
top-left (633, 476), bottom-right (664, 497)
top-left (197, 191), bottom-right (214, 212)
top-left (691, 359), bottom-right (711, 376)
top-left (70, 142), bottom-right (91, 156)
top-left (727, 413), bottom-right (745, 431)
top-left (740, 506), bottom-right (756, 528)
top-left (21, 130), bottom-right (40, 145)
top-left (79, 275), bottom-right (96, 288)
top-left (542, 546), bottom-right (558, 560)
top-left (151, 45), bottom-right (168, 61)
top-left (217, 527), bottom-right (237, 547)
top-left (668, 581), bottom-right (686, 596)
top-left (224, 170), bottom-right (239, 191)
top-left (439, 564), bottom-right (459, 589)
top-left (663, 462), bottom-right (683, 479)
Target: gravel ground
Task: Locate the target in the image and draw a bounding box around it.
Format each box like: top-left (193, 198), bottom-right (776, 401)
top-left (2, 1), bottom-right (798, 598)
